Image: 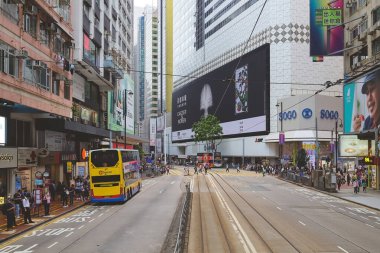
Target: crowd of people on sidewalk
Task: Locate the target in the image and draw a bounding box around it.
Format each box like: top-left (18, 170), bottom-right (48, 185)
top-left (336, 167), bottom-right (369, 194)
top-left (1, 177), bottom-right (90, 232)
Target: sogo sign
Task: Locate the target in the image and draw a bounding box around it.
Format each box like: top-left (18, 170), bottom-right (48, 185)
top-left (320, 109), bottom-right (339, 120)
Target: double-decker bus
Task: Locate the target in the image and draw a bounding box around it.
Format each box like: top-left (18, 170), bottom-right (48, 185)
top-left (89, 149), bottom-right (142, 203)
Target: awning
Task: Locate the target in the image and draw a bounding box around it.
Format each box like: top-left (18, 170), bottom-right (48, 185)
top-left (264, 130), bottom-right (338, 143)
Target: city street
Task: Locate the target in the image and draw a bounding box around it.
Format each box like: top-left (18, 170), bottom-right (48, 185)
top-left (189, 170), bottom-right (380, 253)
top-left (0, 174), bottom-right (185, 253)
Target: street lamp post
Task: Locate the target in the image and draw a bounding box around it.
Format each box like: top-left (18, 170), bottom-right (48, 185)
top-left (123, 89), bottom-right (134, 149)
top-left (335, 118), bottom-right (343, 172)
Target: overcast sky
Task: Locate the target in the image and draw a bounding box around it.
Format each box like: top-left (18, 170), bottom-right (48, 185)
top-left (134, 0), bottom-right (157, 8)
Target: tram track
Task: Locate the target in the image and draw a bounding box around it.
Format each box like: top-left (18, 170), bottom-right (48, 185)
top-left (210, 172), bottom-right (301, 252)
top-left (210, 172), bottom-right (371, 253)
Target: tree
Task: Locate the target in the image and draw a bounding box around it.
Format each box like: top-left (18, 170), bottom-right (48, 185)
top-left (192, 115), bottom-right (223, 152)
top-left (296, 148), bottom-right (309, 169)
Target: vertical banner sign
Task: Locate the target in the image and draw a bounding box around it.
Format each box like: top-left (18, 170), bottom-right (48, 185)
top-left (310, 0), bottom-right (344, 56)
top-left (67, 161), bottom-right (72, 174)
top-left (279, 132), bottom-right (285, 144)
top-left (150, 118), bottom-right (157, 146)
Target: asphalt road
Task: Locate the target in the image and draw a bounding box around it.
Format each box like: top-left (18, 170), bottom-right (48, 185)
top-left (0, 174), bottom-right (184, 253)
top-left (189, 170), bottom-right (380, 253)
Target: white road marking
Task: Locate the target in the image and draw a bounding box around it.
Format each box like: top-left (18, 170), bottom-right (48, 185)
top-left (360, 216), bottom-right (369, 220)
top-left (262, 197), bottom-right (266, 200)
top-left (159, 190), bottom-right (163, 194)
top-left (338, 245), bottom-right (349, 253)
top-left (276, 207), bottom-right (282, 211)
top-left (65, 232), bottom-right (74, 238)
top-left (330, 204), bottom-right (336, 208)
top-left (376, 222), bottom-right (380, 225)
top-left (298, 221), bottom-right (306, 226)
top-left (190, 178), bottom-right (194, 192)
top-left (78, 225), bottom-right (85, 229)
top-left (252, 190), bottom-right (255, 193)
top-left (171, 181), bottom-right (175, 185)
top-left (98, 213), bottom-right (104, 217)
top-left (89, 219), bottom-right (95, 223)
top-left (47, 242), bottom-right (58, 248)
top-left (366, 224), bottom-right (374, 228)
top-left (208, 177), bottom-right (257, 253)
top-left (339, 208), bottom-right (345, 212)
top-left (105, 209), bottom-right (110, 213)
top-left (111, 206), bottom-right (115, 209)
top-left (349, 212), bottom-right (357, 216)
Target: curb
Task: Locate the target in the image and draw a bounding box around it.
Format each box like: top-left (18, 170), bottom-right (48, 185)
top-left (0, 202), bottom-right (90, 244)
top-left (277, 176), bottom-right (380, 212)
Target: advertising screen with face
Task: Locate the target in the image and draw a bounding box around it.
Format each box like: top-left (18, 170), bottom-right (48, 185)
top-left (344, 68), bottom-right (380, 133)
top-left (172, 44), bottom-right (270, 142)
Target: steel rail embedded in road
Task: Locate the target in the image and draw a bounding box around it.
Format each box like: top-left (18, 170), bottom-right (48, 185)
top-left (210, 172), bottom-right (300, 253)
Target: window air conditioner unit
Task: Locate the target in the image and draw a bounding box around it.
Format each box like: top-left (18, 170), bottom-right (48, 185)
top-left (375, 21), bottom-right (380, 31)
top-left (368, 26), bottom-right (376, 35)
top-left (15, 50), bottom-right (28, 59)
top-left (32, 60), bottom-right (44, 69)
top-left (358, 31), bottom-right (367, 41)
top-left (47, 23), bottom-right (58, 34)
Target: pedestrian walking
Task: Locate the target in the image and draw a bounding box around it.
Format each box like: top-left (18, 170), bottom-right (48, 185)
top-left (194, 165), bottom-right (198, 175)
top-left (362, 176), bottom-right (367, 193)
top-left (22, 194), bottom-right (34, 224)
top-left (226, 163), bottom-right (229, 173)
top-left (353, 179), bottom-right (359, 194)
top-left (62, 186), bottom-right (68, 207)
top-left (337, 175), bottom-right (342, 191)
top-left (236, 163), bottom-right (240, 173)
top-left (347, 173), bottom-right (351, 186)
top-left (204, 163), bottom-right (209, 175)
top-left (13, 189), bottom-right (22, 219)
top-left (69, 184), bottom-right (75, 206)
top-left (2, 196), bottom-right (16, 231)
top-left (43, 191), bottom-right (51, 216)
top-left (49, 181), bottom-right (56, 201)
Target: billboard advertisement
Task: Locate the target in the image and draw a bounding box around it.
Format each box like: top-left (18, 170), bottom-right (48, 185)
top-left (339, 135), bottom-right (374, 157)
top-left (344, 68), bottom-right (380, 133)
top-left (172, 44), bottom-right (269, 142)
top-left (310, 0), bottom-right (344, 56)
top-left (156, 115), bottom-right (165, 132)
top-left (107, 74), bottom-right (135, 135)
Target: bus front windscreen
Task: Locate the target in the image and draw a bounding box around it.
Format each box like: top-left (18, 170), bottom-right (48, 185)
top-left (91, 150), bottom-right (119, 167)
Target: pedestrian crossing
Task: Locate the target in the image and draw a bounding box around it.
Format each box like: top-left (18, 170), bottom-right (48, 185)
top-left (167, 167), bottom-right (263, 177)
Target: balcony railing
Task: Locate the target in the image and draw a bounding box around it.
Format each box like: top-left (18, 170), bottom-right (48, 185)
top-left (83, 13), bottom-right (91, 35)
top-left (104, 56), bottom-right (123, 79)
top-left (93, 27), bottom-right (102, 47)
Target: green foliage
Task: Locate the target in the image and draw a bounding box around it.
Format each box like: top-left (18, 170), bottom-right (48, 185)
top-left (192, 115), bottom-right (223, 148)
top-left (296, 148), bottom-right (309, 169)
top-left (134, 144), bottom-right (145, 159)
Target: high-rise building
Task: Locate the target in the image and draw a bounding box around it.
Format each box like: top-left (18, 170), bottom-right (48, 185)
top-left (0, 0), bottom-right (74, 196)
top-left (343, 1), bottom-right (380, 190)
top-left (170, 0), bottom-right (344, 165)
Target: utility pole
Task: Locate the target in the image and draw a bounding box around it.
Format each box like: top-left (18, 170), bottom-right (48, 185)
top-left (315, 116), bottom-right (319, 170)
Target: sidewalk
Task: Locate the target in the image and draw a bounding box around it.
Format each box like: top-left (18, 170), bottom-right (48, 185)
top-left (0, 198), bottom-right (88, 242)
top-left (279, 176), bottom-right (380, 211)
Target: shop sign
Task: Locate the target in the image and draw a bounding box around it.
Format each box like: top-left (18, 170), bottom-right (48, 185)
top-left (358, 156), bottom-right (375, 165)
top-left (67, 161), bottom-right (72, 174)
top-left (279, 110), bottom-right (297, 121)
top-left (37, 148), bottom-right (49, 158)
top-left (302, 108), bottom-right (313, 119)
top-left (0, 148), bottom-right (17, 168)
top-left (0, 197), bottom-right (4, 205)
top-left (18, 148), bottom-right (38, 167)
top-left (61, 153), bottom-right (77, 161)
top-left (320, 109), bottom-right (339, 120)
top-left (81, 148), bottom-right (88, 160)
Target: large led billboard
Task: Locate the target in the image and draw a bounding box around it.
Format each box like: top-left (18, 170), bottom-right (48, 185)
top-left (172, 44), bottom-right (270, 142)
top-left (310, 0), bottom-right (344, 56)
top-left (339, 135), bottom-right (374, 157)
top-left (344, 68), bottom-right (380, 133)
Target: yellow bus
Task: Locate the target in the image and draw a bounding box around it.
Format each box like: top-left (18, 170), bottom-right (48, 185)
top-left (89, 149), bottom-right (142, 203)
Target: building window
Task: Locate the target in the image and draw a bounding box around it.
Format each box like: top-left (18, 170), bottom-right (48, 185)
top-left (373, 7), bottom-right (380, 24)
top-left (64, 82), bottom-right (70, 100)
top-left (83, 33), bottom-right (98, 67)
top-left (52, 72), bottom-right (60, 96)
top-left (24, 14), bottom-right (37, 38)
top-left (373, 37), bottom-right (380, 55)
top-left (23, 59), bottom-right (50, 90)
top-left (8, 120), bottom-right (32, 147)
top-left (350, 46), bottom-right (368, 66)
top-left (0, 42), bottom-right (19, 78)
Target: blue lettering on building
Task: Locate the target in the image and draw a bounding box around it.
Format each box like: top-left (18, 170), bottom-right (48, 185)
top-left (320, 109), bottom-right (339, 120)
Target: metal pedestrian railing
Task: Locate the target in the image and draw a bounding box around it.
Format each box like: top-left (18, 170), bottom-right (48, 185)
top-left (174, 183), bottom-right (191, 253)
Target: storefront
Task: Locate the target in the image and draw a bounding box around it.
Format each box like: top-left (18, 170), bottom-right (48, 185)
top-left (0, 147), bottom-right (17, 202)
top-left (17, 147), bottom-right (38, 193)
